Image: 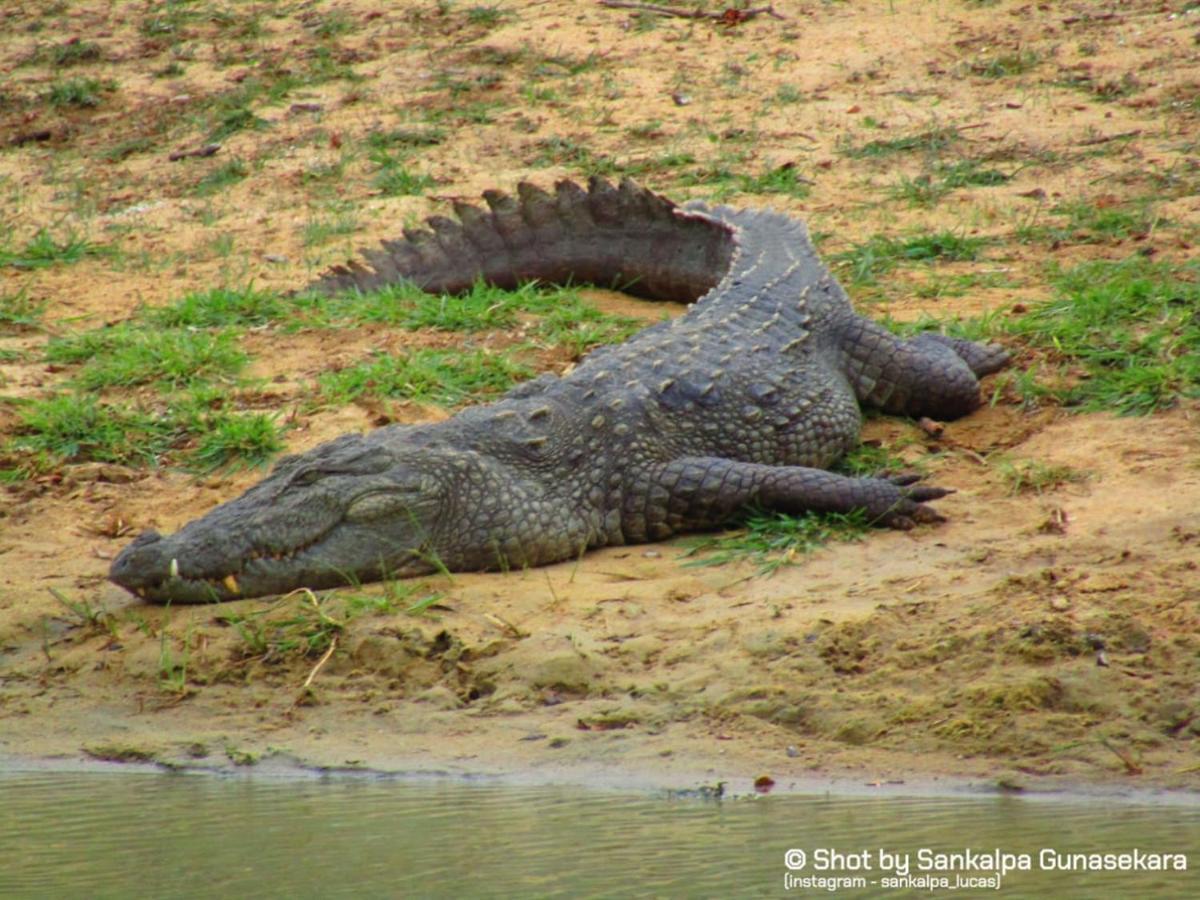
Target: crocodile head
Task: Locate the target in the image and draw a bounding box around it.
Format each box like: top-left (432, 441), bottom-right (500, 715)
top-left (109, 431), bottom-right (458, 603)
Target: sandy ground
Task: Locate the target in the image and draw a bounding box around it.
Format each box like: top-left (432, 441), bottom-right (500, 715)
top-left (1, 1), bottom-right (1198, 793)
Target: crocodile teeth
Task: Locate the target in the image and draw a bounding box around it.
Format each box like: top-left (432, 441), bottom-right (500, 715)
top-left (169, 558), bottom-right (180, 579)
top-left (223, 574), bottom-right (241, 595)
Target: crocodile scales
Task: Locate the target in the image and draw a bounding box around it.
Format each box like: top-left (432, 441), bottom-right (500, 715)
top-left (110, 176), bottom-right (1008, 603)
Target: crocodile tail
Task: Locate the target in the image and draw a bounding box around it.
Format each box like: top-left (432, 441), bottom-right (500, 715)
top-left (304, 176), bottom-right (736, 301)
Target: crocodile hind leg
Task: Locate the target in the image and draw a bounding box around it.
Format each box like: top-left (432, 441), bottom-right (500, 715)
top-left (840, 320), bottom-right (1010, 421)
top-left (626, 456), bottom-right (951, 542)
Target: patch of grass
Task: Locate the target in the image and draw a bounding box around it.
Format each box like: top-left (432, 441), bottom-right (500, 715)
top-left (910, 269), bottom-right (1022, 301)
top-left (46, 76), bottom-right (115, 108)
top-left (775, 85), bottom-right (804, 104)
top-left (193, 159), bottom-right (249, 196)
top-left (317, 348), bottom-right (533, 407)
top-left (680, 509), bottom-right (870, 575)
top-left (344, 281), bottom-right (521, 331)
top-left (208, 107), bottom-right (266, 141)
top-left (159, 621), bottom-right (191, 694)
top-left (967, 49), bottom-right (1041, 79)
top-left (891, 159), bottom-right (1011, 206)
top-left (839, 126), bottom-right (961, 160)
top-left (189, 412), bottom-right (283, 471)
top-left (677, 160), bottom-right (812, 200)
top-left (311, 9), bottom-right (356, 38)
top-left (1002, 258), bottom-right (1200, 415)
top-left (47, 327), bottom-right (248, 390)
top-left (738, 164), bottom-right (812, 198)
top-left (140, 1), bottom-right (198, 38)
top-left (0, 228), bottom-right (108, 269)
top-left (1059, 70), bottom-right (1142, 102)
top-left (994, 457), bottom-right (1087, 495)
top-left (365, 127), bottom-right (446, 149)
top-left (221, 591), bottom-right (345, 661)
top-left (0, 288), bottom-right (45, 329)
top-left (9, 395), bottom-right (176, 466)
top-left (48, 587), bottom-right (117, 636)
top-left (831, 232), bottom-right (989, 285)
top-left (532, 298), bottom-right (643, 357)
top-left (298, 280), bottom-right (642, 354)
top-left (467, 5), bottom-right (511, 26)
top-left (1017, 200), bottom-right (1160, 246)
top-left (47, 40), bottom-right (104, 67)
top-left (937, 159), bottom-right (1011, 188)
top-left (302, 209), bottom-right (359, 246)
top-left (145, 286), bottom-right (287, 328)
top-left (102, 136), bottom-right (156, 162)
top-left (832, 443), bottom-right (914, 478)
top-left (530, 137), bottom-right (619, 176)
top-left (370, 149), bottom-right (435, 196)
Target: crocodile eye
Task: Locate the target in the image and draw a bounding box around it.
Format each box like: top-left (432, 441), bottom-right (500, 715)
top-left (293, 469), bottom-right (325, 486)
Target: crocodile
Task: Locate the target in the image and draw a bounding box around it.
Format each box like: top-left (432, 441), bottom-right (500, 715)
top-left (109, 176), bottom-right (1008, 603)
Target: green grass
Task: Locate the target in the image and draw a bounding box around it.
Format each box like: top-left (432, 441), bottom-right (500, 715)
top-left (7, 390), bottom-right (284, 473)
top-left (831, 232), bottom-right (989, 285)
top-left (296, 281), bottom-right (643, 353)
top-left (47, 40), bottom-right (104, 67)
top-left (466, 5), bottom-right (511, 27)
top-left (680, 509), bottom-right (871, 575)
top-left (9, 395), bottom-right (177, 466)
top-left (365, 127), bottom-right (447, 149)
top-left (322, 281), bottom-right (522, 331)
top-left (370, 149), bottom-right (435, 196)
top-left (144, 286), bottom-right (288, 328)
top-left (317, 348), bottom-right (533, 406)
top-left (1002, 258), bottom-right (1200, 415)
top-left (891, 159), bottom-right (1011, 206)
top-left (311, 9), bottom-right (356, 38)
top-left (102, 137), bottom-right (156, 162)
top-left (737, 164), bottom-right (812, 198)
top-left (302, 208), bottom-right (359, 246)
top-left (208, 107), bottom-right (266, 142)
top-left (530, 138), bottom-right (620, 176)
top-left (220, 592), bottom-right (344, 660)
top-left (46, 327), bottom-right (248, 390)
top-left (1017, 200), bottom-right (1160, 246)
top-left (839, 126), bottom-right (961, 160)
top-left (189, 412), bottom-right (283, 470)
top-left (0, 228), bottom-right (108, 269)
top-left (532, 298), bottom-right (644, 357)
top-left (46, 76), bottom-right (115, 107)
top-left (193, 160), bottom-right (249, 197)
top-left (0, 288), bottom-right (45, 329)
top-left (967, 49), bottom-right (1041, 79)
top-left (994, 457), bottom-right (1087, 495)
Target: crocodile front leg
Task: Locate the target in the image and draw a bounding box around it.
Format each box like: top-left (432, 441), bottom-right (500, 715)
top-left (624, 456), bottom-right (951, 541)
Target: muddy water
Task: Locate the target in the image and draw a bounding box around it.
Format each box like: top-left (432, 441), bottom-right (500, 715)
top-left (1, 772), bottom-right (1195, 898)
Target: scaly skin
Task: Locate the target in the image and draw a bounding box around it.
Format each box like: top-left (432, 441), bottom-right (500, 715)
top-left (109, 177), bottom-right (1009, 603)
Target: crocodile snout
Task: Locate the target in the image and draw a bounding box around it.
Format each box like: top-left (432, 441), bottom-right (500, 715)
top-left (108, 529), bottom-right (167, 592)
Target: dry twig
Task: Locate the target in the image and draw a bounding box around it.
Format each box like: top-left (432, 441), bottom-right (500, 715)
top-left (598, 1), bottom-right (785, 23)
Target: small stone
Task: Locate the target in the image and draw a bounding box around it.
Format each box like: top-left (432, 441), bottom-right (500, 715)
top-left (263, 254), bottom-right (288, 264)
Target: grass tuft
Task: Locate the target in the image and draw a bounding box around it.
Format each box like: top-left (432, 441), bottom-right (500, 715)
top-left (681, 509), bottom-right (871, 575)
top-left (318, 348), bottom-right (533, 407)
top-left (1003, 258), bottom-right (1200, 415)
top-left (832, 233), bottom-right (989, 285)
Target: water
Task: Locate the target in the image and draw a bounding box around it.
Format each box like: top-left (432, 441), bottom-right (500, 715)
top-left (0, 770), bottom-right (1196, 898)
